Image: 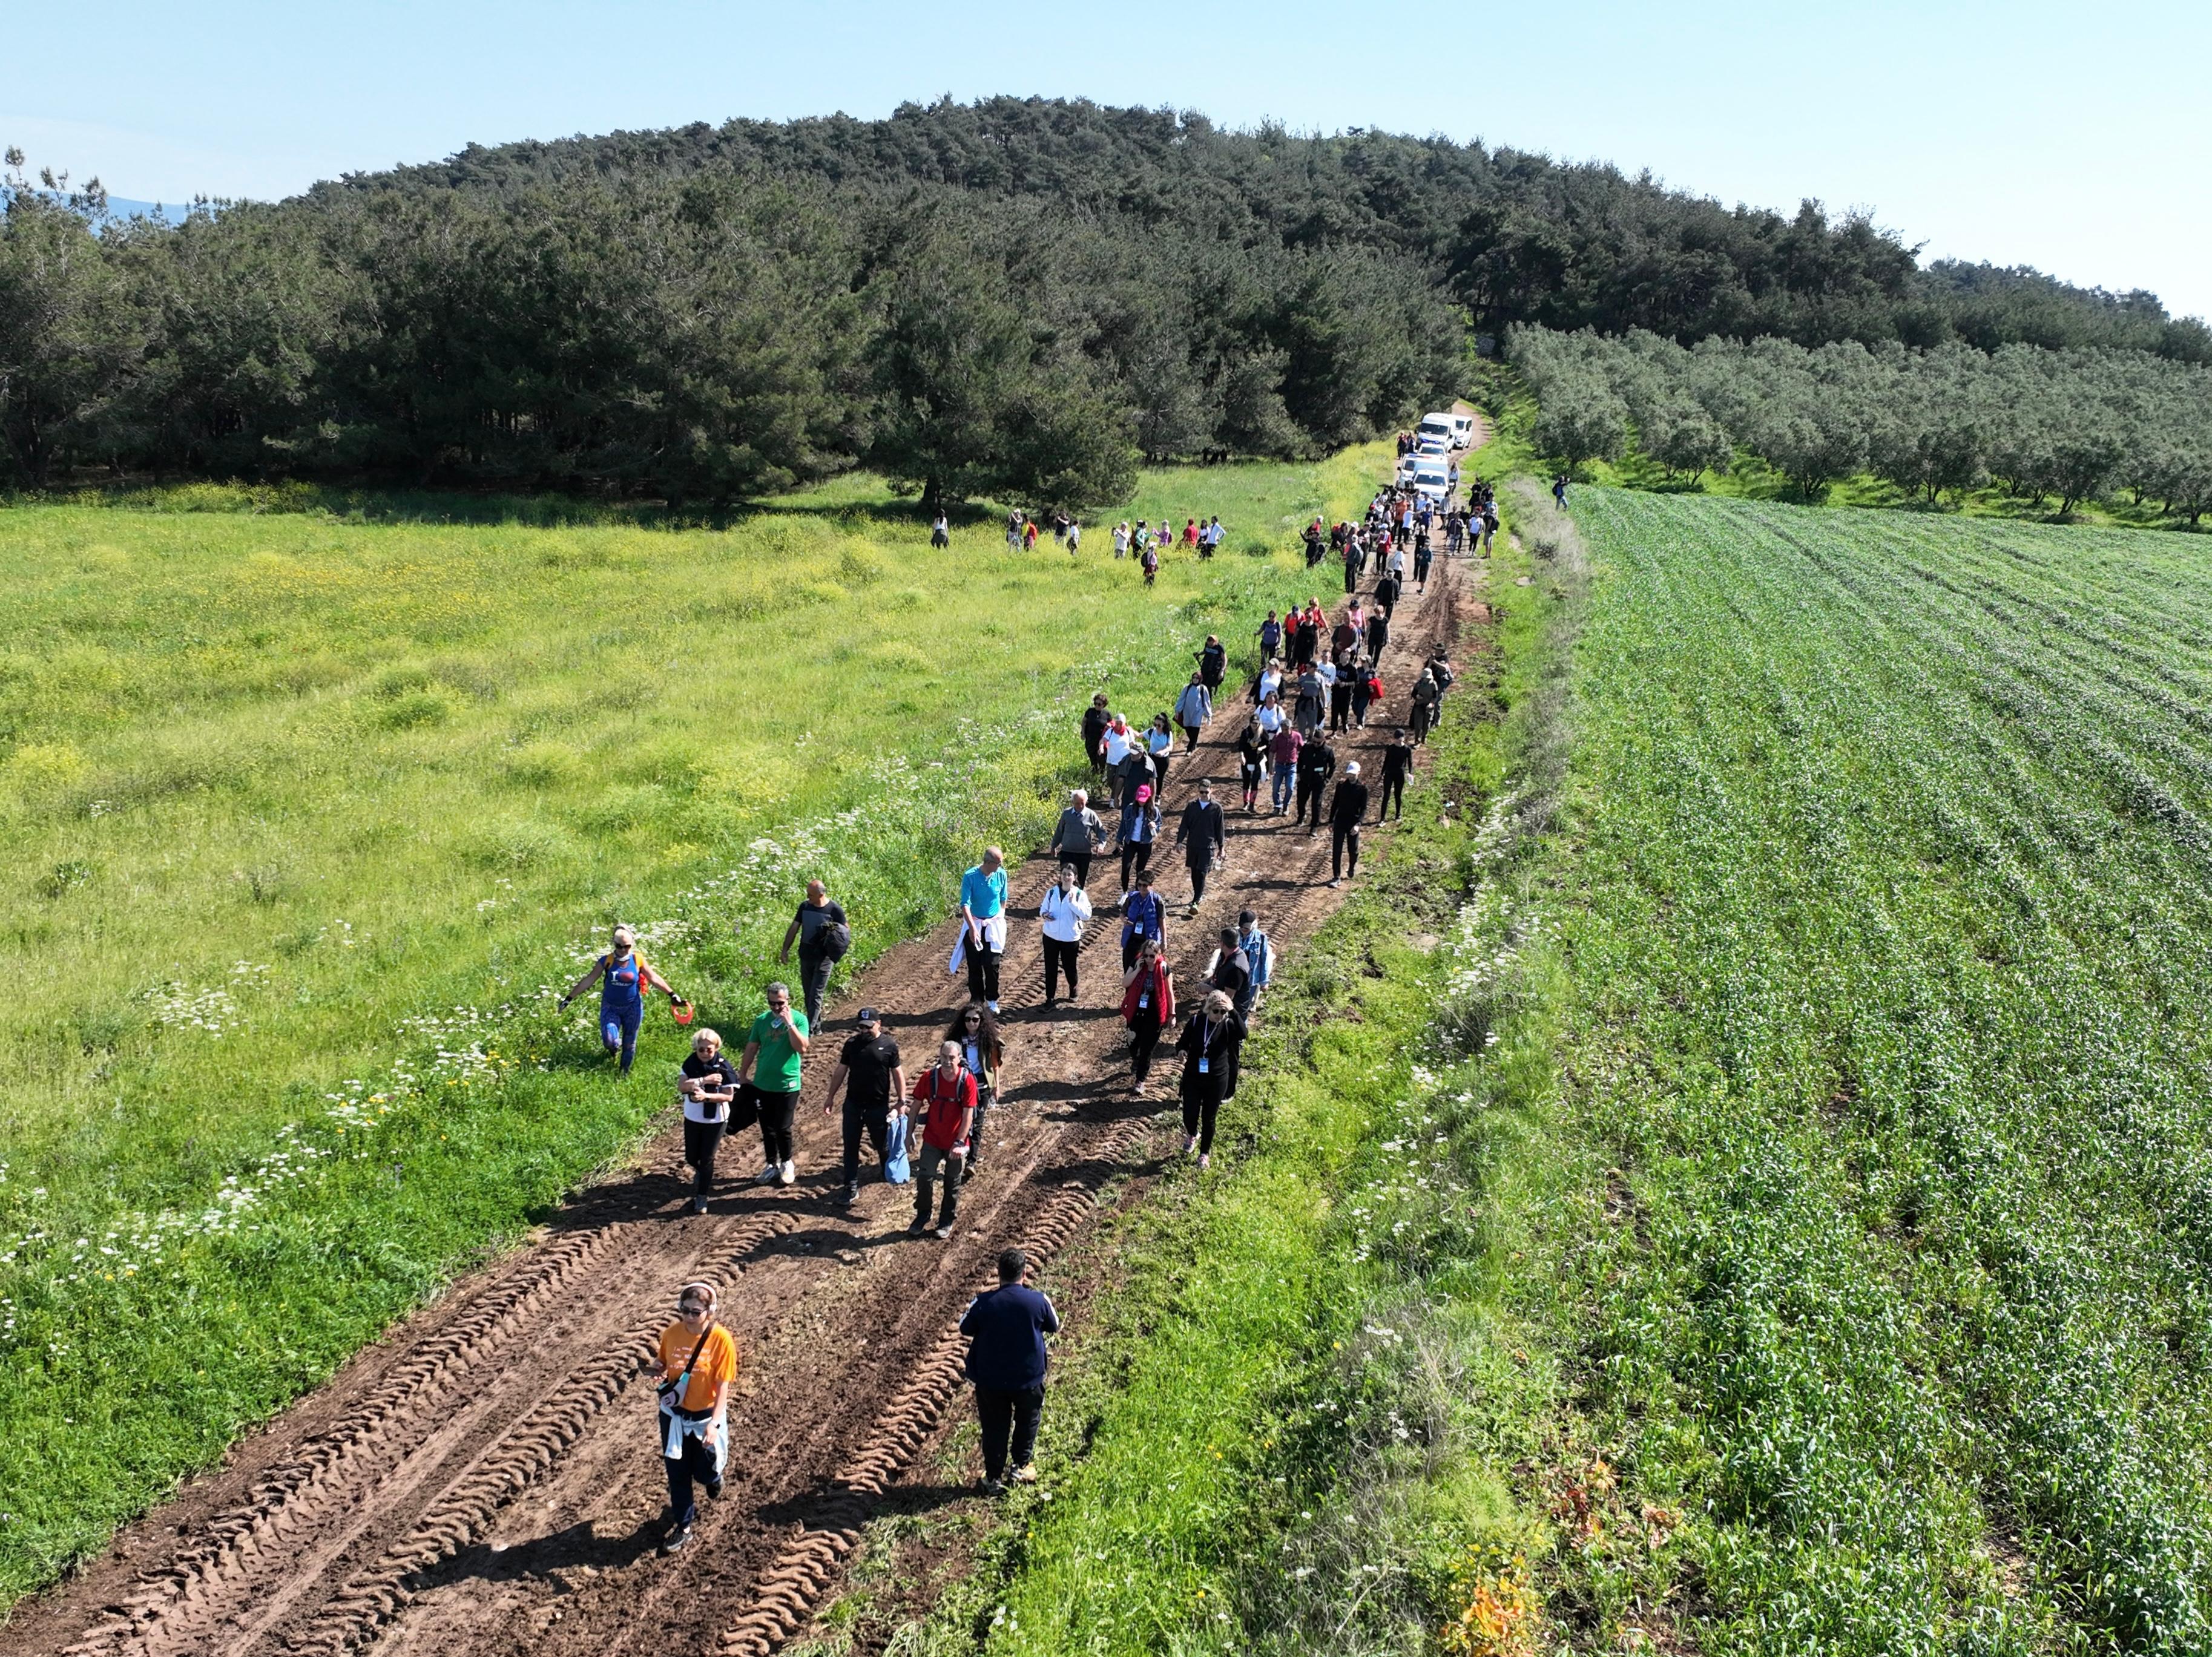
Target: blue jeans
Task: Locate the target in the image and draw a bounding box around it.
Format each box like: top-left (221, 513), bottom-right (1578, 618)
top-left (1271, 764), bottom-right (1296, 811)
top-left (601, 1000), bottom-right (642, 1073)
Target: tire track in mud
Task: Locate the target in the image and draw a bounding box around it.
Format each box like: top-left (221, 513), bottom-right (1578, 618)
top-left (3, 507), bottom-right (1474, 1657)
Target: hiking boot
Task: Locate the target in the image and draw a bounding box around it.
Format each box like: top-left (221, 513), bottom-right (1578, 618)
top-left (705, 1477), bottom-right (724, 1501)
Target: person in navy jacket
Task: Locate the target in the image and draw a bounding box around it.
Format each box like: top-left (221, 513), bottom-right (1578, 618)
top-left (959, 1247), bottom-right (1062, 1492)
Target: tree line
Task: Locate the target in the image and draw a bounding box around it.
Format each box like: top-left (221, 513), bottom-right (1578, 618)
top-left (1512, 324), bottom-right (2212, 525)
top-left (4, 96), bottom-right (2207, 508)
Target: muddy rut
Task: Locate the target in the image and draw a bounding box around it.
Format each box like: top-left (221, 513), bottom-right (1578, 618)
top-left (6, 484), bottom-right (1481, 1657)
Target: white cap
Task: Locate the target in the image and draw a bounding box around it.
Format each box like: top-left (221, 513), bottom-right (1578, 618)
top-left (1345, 761), bottom-right (1361, 776)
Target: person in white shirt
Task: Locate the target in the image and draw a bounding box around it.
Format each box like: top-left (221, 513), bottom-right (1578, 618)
top-left (1102, 715), bottom-right (1136, 771)
top-left (1256, 690), bottom-right (1287, 736)
top-left (1112, 522), bottom-right (1130, 559)
top-left (1039, 864), bottom-right (1093, 1005)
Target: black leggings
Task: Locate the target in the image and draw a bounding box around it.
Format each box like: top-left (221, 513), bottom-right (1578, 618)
top-left (683, 1117), bottom-right (725, 1200)
top-left (1120, 840), bottom-right (1153, 887)
top-left (757, 1089), bottom-right (798, 1166)
top-left (1181, 1086), bottom-right (1222, 1153)
top-left (1064, 850), bottom-right (1092, 888)
top-left (1380, 772), bottom-right (1406, 820)
top-left (1130, 1011), bottom-right (1165, 1080)
top-left (1044, 937), bottom-right (1081, 999)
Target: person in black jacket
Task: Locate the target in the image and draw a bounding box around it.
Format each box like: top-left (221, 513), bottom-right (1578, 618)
top-left (960, 1248), bottom-right (1062, 1492)
top-left (1081, 694), bottom-right (1112, 778)
top-left (1295, 732), bottom-right (1336, 832)
top-left (1374, 570), bottom-right (1400, 622)
top-left (1328, 761), bottom-right (1370, 887)
top-left (1195, 634), bottom-right (1227, 693)
top-left (1174, 990), bottom-right (1247, 1170)
top-left (1176, 778), bottom-right (1227, 908)
top-left (1380, 730), bottom-right (1415, 821)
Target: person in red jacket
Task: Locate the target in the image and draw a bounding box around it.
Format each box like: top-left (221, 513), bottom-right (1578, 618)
top-left (1121, 936), bottom-right (1176, 1095)
top-left (908, 1040), bottom-right (977, 1239)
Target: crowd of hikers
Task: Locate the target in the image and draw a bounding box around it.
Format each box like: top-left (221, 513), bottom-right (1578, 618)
top-left (629, 465), bottom-right (1477, 1551)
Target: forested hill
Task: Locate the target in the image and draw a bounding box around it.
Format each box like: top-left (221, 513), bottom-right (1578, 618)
top-left (321, 98), bottom-right (2209, 361)
top-left (3, 99), bottom-right (2204, 506)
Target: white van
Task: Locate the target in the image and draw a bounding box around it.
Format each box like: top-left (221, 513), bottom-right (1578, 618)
top-left (1449, 412), bottom-right (1475, 447)
top-left (1417, 413), bottom-right (1454, 451)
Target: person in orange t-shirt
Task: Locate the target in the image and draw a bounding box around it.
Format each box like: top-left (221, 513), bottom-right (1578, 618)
top-left (655, 1281), bottom-right (738, 1552)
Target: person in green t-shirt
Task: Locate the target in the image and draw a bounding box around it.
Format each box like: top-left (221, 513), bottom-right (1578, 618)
top-left (740, 981), bottom-right (811, 1187)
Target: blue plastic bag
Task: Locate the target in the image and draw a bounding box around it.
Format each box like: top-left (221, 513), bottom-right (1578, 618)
top-left (882, 1110), bottom-right (912, 1184)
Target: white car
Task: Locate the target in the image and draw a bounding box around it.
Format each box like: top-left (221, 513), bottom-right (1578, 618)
top-left (1412, 458), bottom-right (1450, 501)
top-left (1449, 412), bottom-right (1475, 447)
top-left (1396, 453), bottom-right (1421, 487)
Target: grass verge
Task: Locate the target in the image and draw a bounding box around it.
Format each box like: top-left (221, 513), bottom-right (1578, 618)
top-left (812, 492), bottom-right (1583, 1656)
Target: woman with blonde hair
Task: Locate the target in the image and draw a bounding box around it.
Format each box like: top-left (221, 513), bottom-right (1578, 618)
top-left (560, 923), bottom-right (680, 1075)
top-left (677, 1028), bottom-right (739, 1214)
top-left (656, 1280), bottom-right (737, 1554)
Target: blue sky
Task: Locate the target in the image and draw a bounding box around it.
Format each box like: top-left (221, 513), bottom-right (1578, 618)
top-left (11, 0), bottom-right (2208, 320)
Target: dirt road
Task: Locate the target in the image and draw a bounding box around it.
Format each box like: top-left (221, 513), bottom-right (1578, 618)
top-left (8, 447), bottom-right (1483, 1657)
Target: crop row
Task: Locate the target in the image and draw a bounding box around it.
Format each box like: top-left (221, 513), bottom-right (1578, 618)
top-left (1555, 490), bottom-right (2212, 1651)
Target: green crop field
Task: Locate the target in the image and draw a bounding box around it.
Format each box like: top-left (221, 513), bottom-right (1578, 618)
top-left (0, 445), bottom-right (1385, 1604)
top-left (1538, 491), bottom-right (2212, 1652)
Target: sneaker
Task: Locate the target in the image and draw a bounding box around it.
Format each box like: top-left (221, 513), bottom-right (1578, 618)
top-left (1199, 1153), bottom-right (1211, 1170)
top-left (837, 1183), bottom-right (858, 1207)
top-left (933, 1225), bottom-right (953, 1241)
top-left (979, 1477), bottom-right (1007, 1496)
top-left (691, 1196), bottom-right (708, 1215)
top-left (1010, 1464), bottom-right (1040, 1485)
top-left (778, 1160), bottom-right (796, 1186)
top-left (909, 1218), bottom-right (929, 1236)
top-left (659, 1524), bottom-right (693, 1555)
top-left (1328, 878), bottom-right (1343, 888)
top-left (987, 1000), bottom-right (1000, 1014)
top-left (1182, 1134), bottom-right (1197, 1154)
top-left (752, 1164), bottom-right (780, 1185)
top-left (705, 1477), bottom-right (724, 1501)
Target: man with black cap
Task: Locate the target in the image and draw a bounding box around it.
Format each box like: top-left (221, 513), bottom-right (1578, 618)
top-left (821, 1006), bottom-right (904, 1208)
top-left (1328, 760), bottom-right (1371, 887)
top-left (959, 1247), bottom-right (1062, 1493)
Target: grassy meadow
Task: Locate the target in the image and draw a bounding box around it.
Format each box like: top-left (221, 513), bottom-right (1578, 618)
top-left (0, 445), bottom-right (1391, 1604)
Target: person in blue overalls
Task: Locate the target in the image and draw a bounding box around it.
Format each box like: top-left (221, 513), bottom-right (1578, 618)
top-left (559, 924), bottom-right (681, 1074)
